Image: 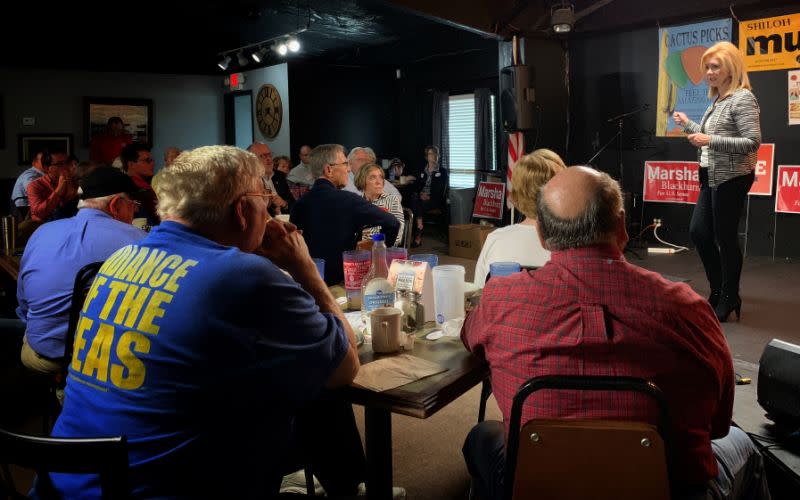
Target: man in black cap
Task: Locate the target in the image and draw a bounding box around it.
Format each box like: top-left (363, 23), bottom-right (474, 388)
top-left (17, 167), bottom-right (147, 375)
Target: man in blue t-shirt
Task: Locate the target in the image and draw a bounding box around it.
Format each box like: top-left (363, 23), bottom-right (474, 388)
top-left (51, 146), bottom-right (363, 498)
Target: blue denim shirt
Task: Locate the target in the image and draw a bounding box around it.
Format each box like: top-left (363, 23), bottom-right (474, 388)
top-left (11, 166), bottom-right (44, 207)
top-left (16, 209), bottom-right (145, 358)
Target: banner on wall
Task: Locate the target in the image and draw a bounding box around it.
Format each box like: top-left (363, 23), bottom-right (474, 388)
top-left (749, 144), bottom-right (775, 196)
top-left (656, 19), bottom-right (732, 137)
top-left (790, 70), bottom-right (800, 125)
top-left (739, 12), bottom-right (800, 72)
top-left (473, 182), bottom-right (506, 220)
top-left (775, 166), bottom-right (800, 214)
top-left (643, 161), bottom-right (700, 204)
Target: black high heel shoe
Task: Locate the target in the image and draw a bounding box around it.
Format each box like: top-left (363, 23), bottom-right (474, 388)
top-left (715, 295), bottom-right (741, 323)
top-left (708, 289), bottom-right (721, 308)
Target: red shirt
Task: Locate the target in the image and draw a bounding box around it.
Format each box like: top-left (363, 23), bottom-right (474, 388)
top-left (462, 244), bottom-right (733, 489)
top-left (27, 176), bottom-right (73, 222)
top-left (89, 132), bottom-right (133, 166)
top-left (130, 175), bottom-right (159, 225)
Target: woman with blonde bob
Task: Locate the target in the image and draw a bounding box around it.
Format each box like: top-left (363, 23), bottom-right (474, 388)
top-left (473, 148), bottom-right (566, 287)
top-left (355, 163), bottom-right (404, 246)
top-left (672, 41), bottom-right (761, 322)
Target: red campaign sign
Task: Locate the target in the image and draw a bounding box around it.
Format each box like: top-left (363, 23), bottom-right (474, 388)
top-left (472, 182), bottom-right (506, 219)
top-left (749, 144), bottom-right (775, 196)
top-left (642, 161), bottom-right (700, 204)
top-left (775, 166), bottom-right (800, 214)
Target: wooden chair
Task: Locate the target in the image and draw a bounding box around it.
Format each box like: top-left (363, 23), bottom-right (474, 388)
top-left (504, 375), bottom-right (673, 500)
top-left (0, 426), bottom-right (128, 499)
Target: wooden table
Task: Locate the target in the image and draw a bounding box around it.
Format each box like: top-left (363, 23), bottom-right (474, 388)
top-left (0, 252), bottom-right (20, 282)
top-left (342, 334), bottom-right (488, 500)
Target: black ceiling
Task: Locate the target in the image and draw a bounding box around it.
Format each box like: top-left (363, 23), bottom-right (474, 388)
top-left (2, 0), bottom-right (797, 75)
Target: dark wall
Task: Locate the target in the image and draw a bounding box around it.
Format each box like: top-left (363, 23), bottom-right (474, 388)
top-left (569, 5), bottom-right (800, 257)
top-left (287, 38), bottom-right (500, 173)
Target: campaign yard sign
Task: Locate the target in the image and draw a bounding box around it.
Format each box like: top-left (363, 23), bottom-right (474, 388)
top-left (775, 166), bottom-right (800, 214)
top-left (749, 143), bottom-right (775, 196)
top-left (472, 182), bottom-right (506, 220)
top-left (643, 161), bottom-right (700, 204)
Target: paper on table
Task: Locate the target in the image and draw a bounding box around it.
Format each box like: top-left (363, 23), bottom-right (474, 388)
top-left (352, 354), bottom-right (448, 392)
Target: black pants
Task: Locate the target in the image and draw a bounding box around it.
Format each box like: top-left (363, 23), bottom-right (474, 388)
top-left (289, 391), bottom-right (366, 495)
top-left (689, 169), bottom-right (755, 297)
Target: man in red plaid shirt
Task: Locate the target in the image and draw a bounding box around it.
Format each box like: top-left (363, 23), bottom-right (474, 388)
top-left (461, 166), bottom-right (770, 500)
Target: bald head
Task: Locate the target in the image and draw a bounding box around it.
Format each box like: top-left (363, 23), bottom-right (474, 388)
top-left (541, 166), bottom-right (606, 219)
top-left (536, 166), bottom-right (626, 251)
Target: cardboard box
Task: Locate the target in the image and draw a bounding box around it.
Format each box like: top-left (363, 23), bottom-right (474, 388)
top-left (448, 224), bottom-right (496, 260)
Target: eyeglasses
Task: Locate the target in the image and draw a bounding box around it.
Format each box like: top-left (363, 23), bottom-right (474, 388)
top-left (328, 160), bottom-right (350, 168)
top-left (117, 196), bottom-right (141, 208)
top-left (241, 192), bottom-right (272, 205)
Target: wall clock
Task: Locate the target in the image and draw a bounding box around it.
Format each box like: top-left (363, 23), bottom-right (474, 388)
top-left (256, 84), bottom-right (282, 138)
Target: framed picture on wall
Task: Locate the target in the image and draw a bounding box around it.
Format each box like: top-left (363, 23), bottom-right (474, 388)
top-left (83, 97), bottom-right (153, 147)
top-left (17, 133), bottom-right (74, 165)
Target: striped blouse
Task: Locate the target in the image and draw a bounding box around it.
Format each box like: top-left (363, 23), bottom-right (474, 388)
top-left (683, 88), bottom-right (761, 187)
top-left (362, 193), bottom-right (405, 247)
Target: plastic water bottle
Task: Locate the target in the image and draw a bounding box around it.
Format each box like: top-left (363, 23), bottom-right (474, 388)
top-left (361, 234), bottom-right (395, 334)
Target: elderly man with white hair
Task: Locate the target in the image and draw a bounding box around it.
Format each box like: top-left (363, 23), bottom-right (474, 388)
top-left (51, 145), bottom-right (366, 498)
top-left (17, 167), bottom-right (146, 376)
top-left (343, 146), bottom-right (401, 199)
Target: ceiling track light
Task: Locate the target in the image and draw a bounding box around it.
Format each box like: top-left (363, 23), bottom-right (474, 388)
top-left (551, 2), bottom-right (575, 34)
top-left (251, 46), bottom-right (268, 63)
top-left (217, 55), bottom-right (232, 71)
top-left (216, 26), bottom-right (307, 69)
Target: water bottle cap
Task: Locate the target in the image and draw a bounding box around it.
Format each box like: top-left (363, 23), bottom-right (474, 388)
top-left (371, 234), bottom-right (386, 241)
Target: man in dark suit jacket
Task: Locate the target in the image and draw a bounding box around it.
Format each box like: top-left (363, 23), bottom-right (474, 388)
top-left (248, 142), bottom-right (294, 215)
top-left (291, 144), bottom-right (400, 285)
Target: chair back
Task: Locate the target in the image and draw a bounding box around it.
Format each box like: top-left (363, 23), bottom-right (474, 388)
top-left (402, 208), bottom-right (414, 249)
top-left (505, 375), bottom-right (673, 500)
top-left (0, 426), bottom-right (128, 499)
top-left (64, 261), bottom-right (104, 364)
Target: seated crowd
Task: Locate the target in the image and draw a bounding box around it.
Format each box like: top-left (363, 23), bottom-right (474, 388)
top-left (5, 139), bottom-right (771, 499)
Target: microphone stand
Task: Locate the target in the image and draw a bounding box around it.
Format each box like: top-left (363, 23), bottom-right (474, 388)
top-left (585, 104), bottom-right (650, 190)
top-left (586, 104), bottom-right (649, 260)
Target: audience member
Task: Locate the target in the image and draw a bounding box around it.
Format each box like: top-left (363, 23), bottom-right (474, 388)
top-left (274, 155), bottom-right (291, 175)
top-left (27, 151), bottom-right (78, 222)
top-left (461, 166), bottom-right (770, 500)
top-left (473, 149), bottom-right (566, 287)
top-left (89, 117), bottom-right (134, 166)
top-left (344, 146), bottom-right (401, 199)
top-left (288, 144), bottom-right (314, 186)
top-left (50, 145), bottom-right (365, 498)
top-left (291, 144), bottom-right (400, 285)
top-left (17, 167), bottom-right (146, 376)
top-left (355, 163), bottom-right (404, 246)
top-left (120, 143), bottom-right (159, 225)
top-left (10, 151), bottom-right (46, 219)
top-left (387, 157), bottom-right (405, 181)
top-left (287, 145), bottom-right (313, 200)
top-left (410, 145), bottom-right (448, 247)
top-left (163, 147), bottom-right (182, 168)
top-left (248, 142), bottom-right (294, 215)
top-left (75, 160), bottom-right (99, 181)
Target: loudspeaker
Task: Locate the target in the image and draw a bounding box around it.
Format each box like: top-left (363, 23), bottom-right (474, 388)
top-left (500, 65), bottom-right (534, 131)
top-left (758, 339), bottom-right (800, 426)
